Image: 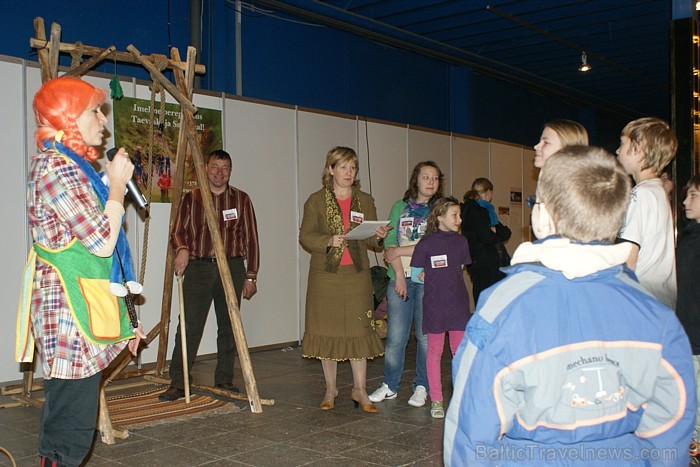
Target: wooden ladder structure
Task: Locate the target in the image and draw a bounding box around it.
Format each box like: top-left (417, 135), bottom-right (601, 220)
top-left (5, 17), bottom-right (272, 444)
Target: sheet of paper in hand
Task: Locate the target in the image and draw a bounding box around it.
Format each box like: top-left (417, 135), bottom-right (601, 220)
top-left (346, 220), bottom-right (390, 240)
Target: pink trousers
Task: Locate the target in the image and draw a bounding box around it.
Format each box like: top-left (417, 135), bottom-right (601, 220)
top-left (426, 331), bottom-right (465, 402)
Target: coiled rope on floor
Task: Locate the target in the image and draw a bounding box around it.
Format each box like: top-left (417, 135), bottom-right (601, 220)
top-left (0, 446), bottom-right (16, 467)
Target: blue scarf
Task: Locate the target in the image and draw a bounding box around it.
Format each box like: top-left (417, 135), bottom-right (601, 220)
top-left (476, 199), bottom-right (498, 226)
top-left (401, 198), bottom-right (431, 242)
top-left (46, 141), bottom-right (138, 295)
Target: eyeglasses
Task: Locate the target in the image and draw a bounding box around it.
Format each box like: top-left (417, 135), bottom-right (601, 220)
top-left (526, 194), bottom-right (539, 208)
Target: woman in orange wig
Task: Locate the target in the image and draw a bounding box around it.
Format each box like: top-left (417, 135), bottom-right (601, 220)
top-left (17, 77), bottom-right (145, 467)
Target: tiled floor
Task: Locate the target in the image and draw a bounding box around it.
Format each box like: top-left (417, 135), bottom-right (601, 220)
top-left (0, 339), bottom-right (454, 466)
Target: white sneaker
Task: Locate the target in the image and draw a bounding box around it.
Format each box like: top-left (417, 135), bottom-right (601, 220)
top-left (408, 385), bottom-right (428, 407)
top-left (368, 383), bottom-right (397, 403)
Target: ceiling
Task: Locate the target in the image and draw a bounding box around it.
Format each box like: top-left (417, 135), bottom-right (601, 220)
top-left (310, 0), bottom-right (674, 120)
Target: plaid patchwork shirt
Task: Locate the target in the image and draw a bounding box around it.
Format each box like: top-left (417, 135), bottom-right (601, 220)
top-left (28, 150), bottom-right (126, 380)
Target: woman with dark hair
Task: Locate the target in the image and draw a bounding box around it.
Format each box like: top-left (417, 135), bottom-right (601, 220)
top-left (369, 161), bottom-right (443, 408)
top-left (300, 146), bottom-right (390, 413)
top-left (15, 77), bottom-right (145, 467)
top-left (461, 177), bottom-right (512, 305)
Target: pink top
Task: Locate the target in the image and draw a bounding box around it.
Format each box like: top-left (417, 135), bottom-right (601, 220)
top-left (338, 196), bottom-right (353, 265)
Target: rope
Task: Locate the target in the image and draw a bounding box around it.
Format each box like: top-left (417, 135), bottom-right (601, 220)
top-left (0, 446), bottom-right (16, 467)
top-left (139, 54), bottom-right (172, 285)
top-left (139, 89), bottom-right (157, 286)
top-left (69, 41), bottom-right (84, 69)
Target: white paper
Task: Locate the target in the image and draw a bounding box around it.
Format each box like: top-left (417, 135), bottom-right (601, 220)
top-left (346, 220), bottom-right (390, 240)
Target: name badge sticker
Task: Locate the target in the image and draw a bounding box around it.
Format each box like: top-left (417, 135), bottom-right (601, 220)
top-left (400, 217), bottom-right (414, 228)
top-left (430, 254), bottom-right (448, 269)
top-left (350, 211), bottom-right (365, 223)
top-left (223, 208), bottom-right (238, 221)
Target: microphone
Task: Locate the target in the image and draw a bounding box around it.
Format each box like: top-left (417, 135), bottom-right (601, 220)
top-left (106, 148), bottom-right (148, 210)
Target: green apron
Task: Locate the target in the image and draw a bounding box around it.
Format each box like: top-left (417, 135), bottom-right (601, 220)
top-left (16, 238), bottom-right (133, 362)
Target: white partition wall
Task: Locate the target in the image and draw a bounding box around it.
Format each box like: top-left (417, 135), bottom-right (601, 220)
top-left (356, 119), bottom-right (408, 222)
top-left (0, 57), bottom-right (539, 384)
top-left (452, 135), bottom-right (490, 200)
top-left (223, 98), bottom-right (298, 347)
top-left (1, 57), bottom-right (28, 378)
top-left (452, 136), bottom-right (491, 312)
top-left (490, 141), bottom-right (526, 255)
top-left (408, 128), bottom-right (452, 195)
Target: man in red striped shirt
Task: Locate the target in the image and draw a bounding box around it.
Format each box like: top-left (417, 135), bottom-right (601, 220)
top-left (160, 149), bottom-right (260, 401)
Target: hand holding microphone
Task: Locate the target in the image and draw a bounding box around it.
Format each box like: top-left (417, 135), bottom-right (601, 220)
top-left (106, 147), bottom-right (148, 210)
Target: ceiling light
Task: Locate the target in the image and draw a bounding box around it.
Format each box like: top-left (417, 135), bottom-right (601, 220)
top-left (578, 52), bottom-right (591, 72)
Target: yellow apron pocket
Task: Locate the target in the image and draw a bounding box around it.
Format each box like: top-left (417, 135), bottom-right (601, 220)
top-left (78, 278), bottom-right (121, 340)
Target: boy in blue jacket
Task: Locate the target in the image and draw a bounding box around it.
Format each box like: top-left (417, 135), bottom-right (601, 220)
top-left (444, 146), bottom-right (695, 466)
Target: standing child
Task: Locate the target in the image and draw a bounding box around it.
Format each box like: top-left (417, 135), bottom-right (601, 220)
top-left (411, 197), bottom-right (471, 418)
top-left (677, 175), bottom-right (700, 450)
top-left (533, 119), bottom-right (588, 168)
top-left (461, 178), bottom-right (512, 305)
top-left (617, 117), bottom-right (677, 308)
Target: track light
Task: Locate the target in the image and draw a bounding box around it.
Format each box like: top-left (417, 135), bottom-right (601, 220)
top-left (578, 52), bottom-right (591, 72)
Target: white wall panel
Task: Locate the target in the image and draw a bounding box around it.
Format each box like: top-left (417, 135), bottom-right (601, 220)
top-left (452, 136), bottom-right (490, 201)
top-left (490, 142), bottom-right (525, 255)
top-left (1, 57), bottom-right (536, 385)
top-left (408, 128), bottom-right (452, 195)
top-left (0, 58), bottom-right (29, 383)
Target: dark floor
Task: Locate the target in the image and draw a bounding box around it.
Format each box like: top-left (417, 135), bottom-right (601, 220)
top-left (0, 339), bottom-right (454, 466)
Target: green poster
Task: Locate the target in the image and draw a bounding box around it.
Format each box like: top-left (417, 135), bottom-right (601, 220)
top-left (112, 97), bottom-right (223, 203)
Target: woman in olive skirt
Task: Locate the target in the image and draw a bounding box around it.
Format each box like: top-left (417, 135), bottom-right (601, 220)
top-left (299, 146), bottom-right (390, 413)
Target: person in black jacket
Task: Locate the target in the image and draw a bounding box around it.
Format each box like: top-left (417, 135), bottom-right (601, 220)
top-left (460, 178), bottom-right (511, 305)
top-left (676, 174), bottom-right (700, 440)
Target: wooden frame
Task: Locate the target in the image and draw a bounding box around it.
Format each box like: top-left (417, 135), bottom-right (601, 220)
top-left (13, 17), bottom-right (271, 445)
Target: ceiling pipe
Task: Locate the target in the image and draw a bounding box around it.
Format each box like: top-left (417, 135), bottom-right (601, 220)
top-left (486, 6), bottom-right (667, 92)
top-left (250, 0), bottom-right (645, 118)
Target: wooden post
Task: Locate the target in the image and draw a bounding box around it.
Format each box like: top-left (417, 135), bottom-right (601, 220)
top-left (32, 18), bottom-right (51, 83)
top-left (182, 110), bottom-right (264, 413)
top-left (176, 275), bottom-right (191, 403)
top-left (97, 382), bottom-right (129, 445)
top-left (155, 47), bottom-right (196, 375)
top-left (47, 22), bottom-right (61, 80)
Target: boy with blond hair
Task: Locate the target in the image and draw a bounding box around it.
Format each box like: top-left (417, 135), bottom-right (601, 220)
top-left (444, 147), bottom-right (695, 466)
top-left (617, 117), bottom-right (677, 308)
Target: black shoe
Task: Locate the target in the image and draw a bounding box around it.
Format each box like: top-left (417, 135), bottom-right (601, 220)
top-left (215, 383), bottom-right (240, 393)
top-left (159, 386), bottom-right (185, 402)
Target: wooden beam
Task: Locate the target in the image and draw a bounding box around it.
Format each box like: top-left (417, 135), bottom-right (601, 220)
top-left (145, 375), bottom-right (275, 406)
top-left (97, 386), bottom-right (129, 445)
top-left (156, 46), bottom-right (196, 375)
top-left (127, 44), bottom-right (197, 115)
top-left (30, 37), bottom-right (206, 75)
top-left (47, 22), bottom-right (61, 80)
top-left (33, 17), bottom-right (51, 83)
top-left (1, 380), bottom-right (43, 396)
top-left (64, 45), bottom-right (117, 78)
top-left (12, 394), bottom-right (43, 408)
top-left (181, 110), bottom-right (264, 413)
